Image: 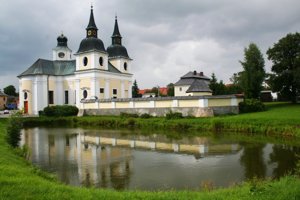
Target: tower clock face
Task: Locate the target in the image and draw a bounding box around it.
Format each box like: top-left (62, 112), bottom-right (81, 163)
top-left (88, 30), bottom-right (92, 36)
top-left (92, 30), bottom-right (96, 35)
top-left (58, 52), bottom-right (65, 58)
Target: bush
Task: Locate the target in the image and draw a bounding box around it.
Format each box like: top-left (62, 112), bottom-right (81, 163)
top-left (140, 113), bottom-right (152, 119)
top-left (43, 105), bottom-right (79, 117)
top-left (165, 111), bottom-right (183, 119)
top-left (239, 99), bottom-right (266, 113)
top-left (6, 113), bottom-right (23, 148)
top-left (120, 112), bottom-right (139, 118)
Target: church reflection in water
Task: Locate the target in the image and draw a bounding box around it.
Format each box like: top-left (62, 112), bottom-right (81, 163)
top-left (21, 128), bottom-right (244, 189)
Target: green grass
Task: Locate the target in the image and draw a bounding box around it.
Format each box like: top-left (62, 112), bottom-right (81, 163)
top-left (0, 102), bottom-right (300, 199)
top-left (23, 102), bottom-right (300, 138)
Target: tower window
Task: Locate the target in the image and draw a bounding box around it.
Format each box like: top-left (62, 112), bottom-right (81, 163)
top-left (83, 90), bottom-right (88, 99)
top-left (113, 89), bottom-right (117, 95)
top-left (83, 57), bottom-right (88, 66)
top-left (58, 52), bottom-right (65, 58)
top-left (124, 62), bottom-right (127, 71)
top-left (99, 57), bottom-right (103, 66)
top-left (100, 88), bottom-right (104, 94)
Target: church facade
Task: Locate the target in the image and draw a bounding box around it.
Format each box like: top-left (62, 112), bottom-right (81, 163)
top-left (18, 7), bottom-right (133, 115)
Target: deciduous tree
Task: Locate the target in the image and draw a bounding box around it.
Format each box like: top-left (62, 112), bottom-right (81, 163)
top-left (267, 32), bottom-right (300, 103)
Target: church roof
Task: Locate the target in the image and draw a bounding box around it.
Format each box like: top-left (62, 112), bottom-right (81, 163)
top-left (77, 37), bottom-right (106, 53)
top-left (107, 45), bottom-right (130, 59)
top-left (18, 59), bottom-right (76, 77)
top-left (18, 59), bottom-right (124, 77)
top-left (107, 17), bottom-right (130, 59)
top-left (76, 7), bottom-right (106, 54)
top-left (86, 6), bottom-right (98, 31)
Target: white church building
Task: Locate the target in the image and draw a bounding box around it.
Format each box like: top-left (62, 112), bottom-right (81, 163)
top-left (18, 7), bottom-right (133, 115)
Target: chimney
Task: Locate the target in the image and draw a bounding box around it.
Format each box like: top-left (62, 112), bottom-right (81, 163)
top-left (193, 70), bottom-right (197, 75)
top-left (200, 72), bottom-right (204, 76)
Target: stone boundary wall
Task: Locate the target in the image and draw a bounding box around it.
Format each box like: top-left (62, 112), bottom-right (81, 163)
top-left (79, 95), bottom-right (242, 117)
top-left (82, 106), bottom-right (239, 117)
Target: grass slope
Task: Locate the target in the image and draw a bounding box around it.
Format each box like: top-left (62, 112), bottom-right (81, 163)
top-left (0, 103), bottom-right (300, 199)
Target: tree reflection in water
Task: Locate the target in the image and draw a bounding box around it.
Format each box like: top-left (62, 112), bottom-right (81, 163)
top-left (269, 145), bottom-right (300, 178)
top-left (240, 143), bottom-right (266, 179)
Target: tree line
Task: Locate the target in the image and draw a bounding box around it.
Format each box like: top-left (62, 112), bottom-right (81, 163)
top-left (132, 32), bottom-right (300, 103)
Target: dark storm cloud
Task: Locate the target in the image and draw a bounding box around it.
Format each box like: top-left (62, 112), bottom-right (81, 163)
top-left (0, 0), bottom-right (299, 89)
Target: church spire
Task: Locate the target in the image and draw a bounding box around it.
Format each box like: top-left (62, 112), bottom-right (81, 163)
top-left (86, 6), bottom-right (98, 38)
top-left (111, 16), bottom-right (122, 45)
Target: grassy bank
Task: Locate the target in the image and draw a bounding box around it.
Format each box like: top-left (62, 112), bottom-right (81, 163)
top-left (23, 102), bottom-right (300, 138)
top-left (1, 102), bottom-right (300, 199)
top-left (0, 119), bottom-right (300, 199)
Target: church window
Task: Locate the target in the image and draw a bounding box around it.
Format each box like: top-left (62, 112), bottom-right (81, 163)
top-left (113, 89), bottom-right (117, 95)
top-left (99, 57), bottom-right (103, 66)
top-left (179, 87), bottom-right (182, 91)
top-left (48, 91), bottom-right (54, 104)
top-left (124, 62), bottom-right (127, 71)
top-left (100, 88), bottom-right (104, 94)
top-left (83, 90), bottom-right (88, 99)
top-left (65, 91), bottom-right (69, 104)
top-left (24, 92), bottom-right (28, 100)
top-left (83, 57), bottom-right (88, 66)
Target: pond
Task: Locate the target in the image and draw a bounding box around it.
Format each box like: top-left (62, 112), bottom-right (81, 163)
top-left (20, 127), bottom-right (300, 190)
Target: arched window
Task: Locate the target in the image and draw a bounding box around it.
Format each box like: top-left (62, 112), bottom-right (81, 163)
top-left (24, 92), bottom-right (28, 100)
top-left (124, 62), bottom-right (127, 71)
top-left (99, 57), bottom-right (103, 66)
top-left (83, 57), bottom-right (88, 66)
top-left (83, 90), bottom-right (88, 99)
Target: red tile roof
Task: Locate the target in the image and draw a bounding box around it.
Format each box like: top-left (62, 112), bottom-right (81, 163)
top-left (138, 87), bottom-right (168, 95)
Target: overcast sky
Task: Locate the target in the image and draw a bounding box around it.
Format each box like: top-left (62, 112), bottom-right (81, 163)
top-left (0, 0), bottom-right (299, 91)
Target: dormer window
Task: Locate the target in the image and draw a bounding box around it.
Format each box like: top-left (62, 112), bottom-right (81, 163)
top-left (83, 57), bottom-right (88, 66)
top-left (99, 57), bottom-right (103, 66)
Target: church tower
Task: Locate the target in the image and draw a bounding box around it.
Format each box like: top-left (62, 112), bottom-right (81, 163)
top-left (75, 6), bottom-right (108, 71)
top-left (107, 16), bottom-right (132, 73)
top-left (52, 34), bottom-right (72, 60)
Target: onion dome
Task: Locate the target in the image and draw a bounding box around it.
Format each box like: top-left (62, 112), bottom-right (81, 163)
top-left (77, 6), bottom-right (106, 53)
top-left (107, 16), bottom-right (130, 59)
top-left (57, 34), bottom-right (68, 47)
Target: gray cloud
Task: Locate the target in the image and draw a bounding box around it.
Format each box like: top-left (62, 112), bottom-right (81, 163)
top-left (0, 0), bottom-right (299, 90)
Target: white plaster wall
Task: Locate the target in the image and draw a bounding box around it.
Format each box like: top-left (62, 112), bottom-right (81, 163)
top-left (174, 85), bottom-right (190, 96)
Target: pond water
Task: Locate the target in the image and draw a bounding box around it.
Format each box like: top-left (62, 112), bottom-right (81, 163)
top-left (21, 127), bottom-right (300, 190)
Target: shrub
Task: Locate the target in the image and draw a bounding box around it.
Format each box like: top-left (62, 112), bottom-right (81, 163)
top-left (43, 105), bottom-right (79, 117)
top-left (140, 113), bottom-right (152, 119)
top-left (6, 113), bottom-right (23, 148)
top-left (166, 111), bottom-right (183, 119)
top-left (120, 112), bottom-right (139, 118)
top-left (239, 99), bottom-right (266, 113)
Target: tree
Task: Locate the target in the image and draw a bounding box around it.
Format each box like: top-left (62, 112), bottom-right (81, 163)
top-left (239, 43), bottom-right (265, 99)
top-left (131, 80), bottom-right (141, 98)
top-left (167, 83), bottom-right (174, 96)
top-left (209, 73), bottom-right (226, 95)
top-left (3, 85), bottom-right (17, 96)
top-left (266, 32), bottom-right (300, 103)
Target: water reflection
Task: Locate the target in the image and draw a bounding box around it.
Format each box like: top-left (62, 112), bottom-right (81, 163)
top-left (21, 128), bottom-right (300, 190)
top-left (240, 143), bottom-right (266, 179)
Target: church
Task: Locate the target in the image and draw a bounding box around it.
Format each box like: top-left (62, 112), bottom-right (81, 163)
top-left (18, 7), bottom-right (133, 115)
